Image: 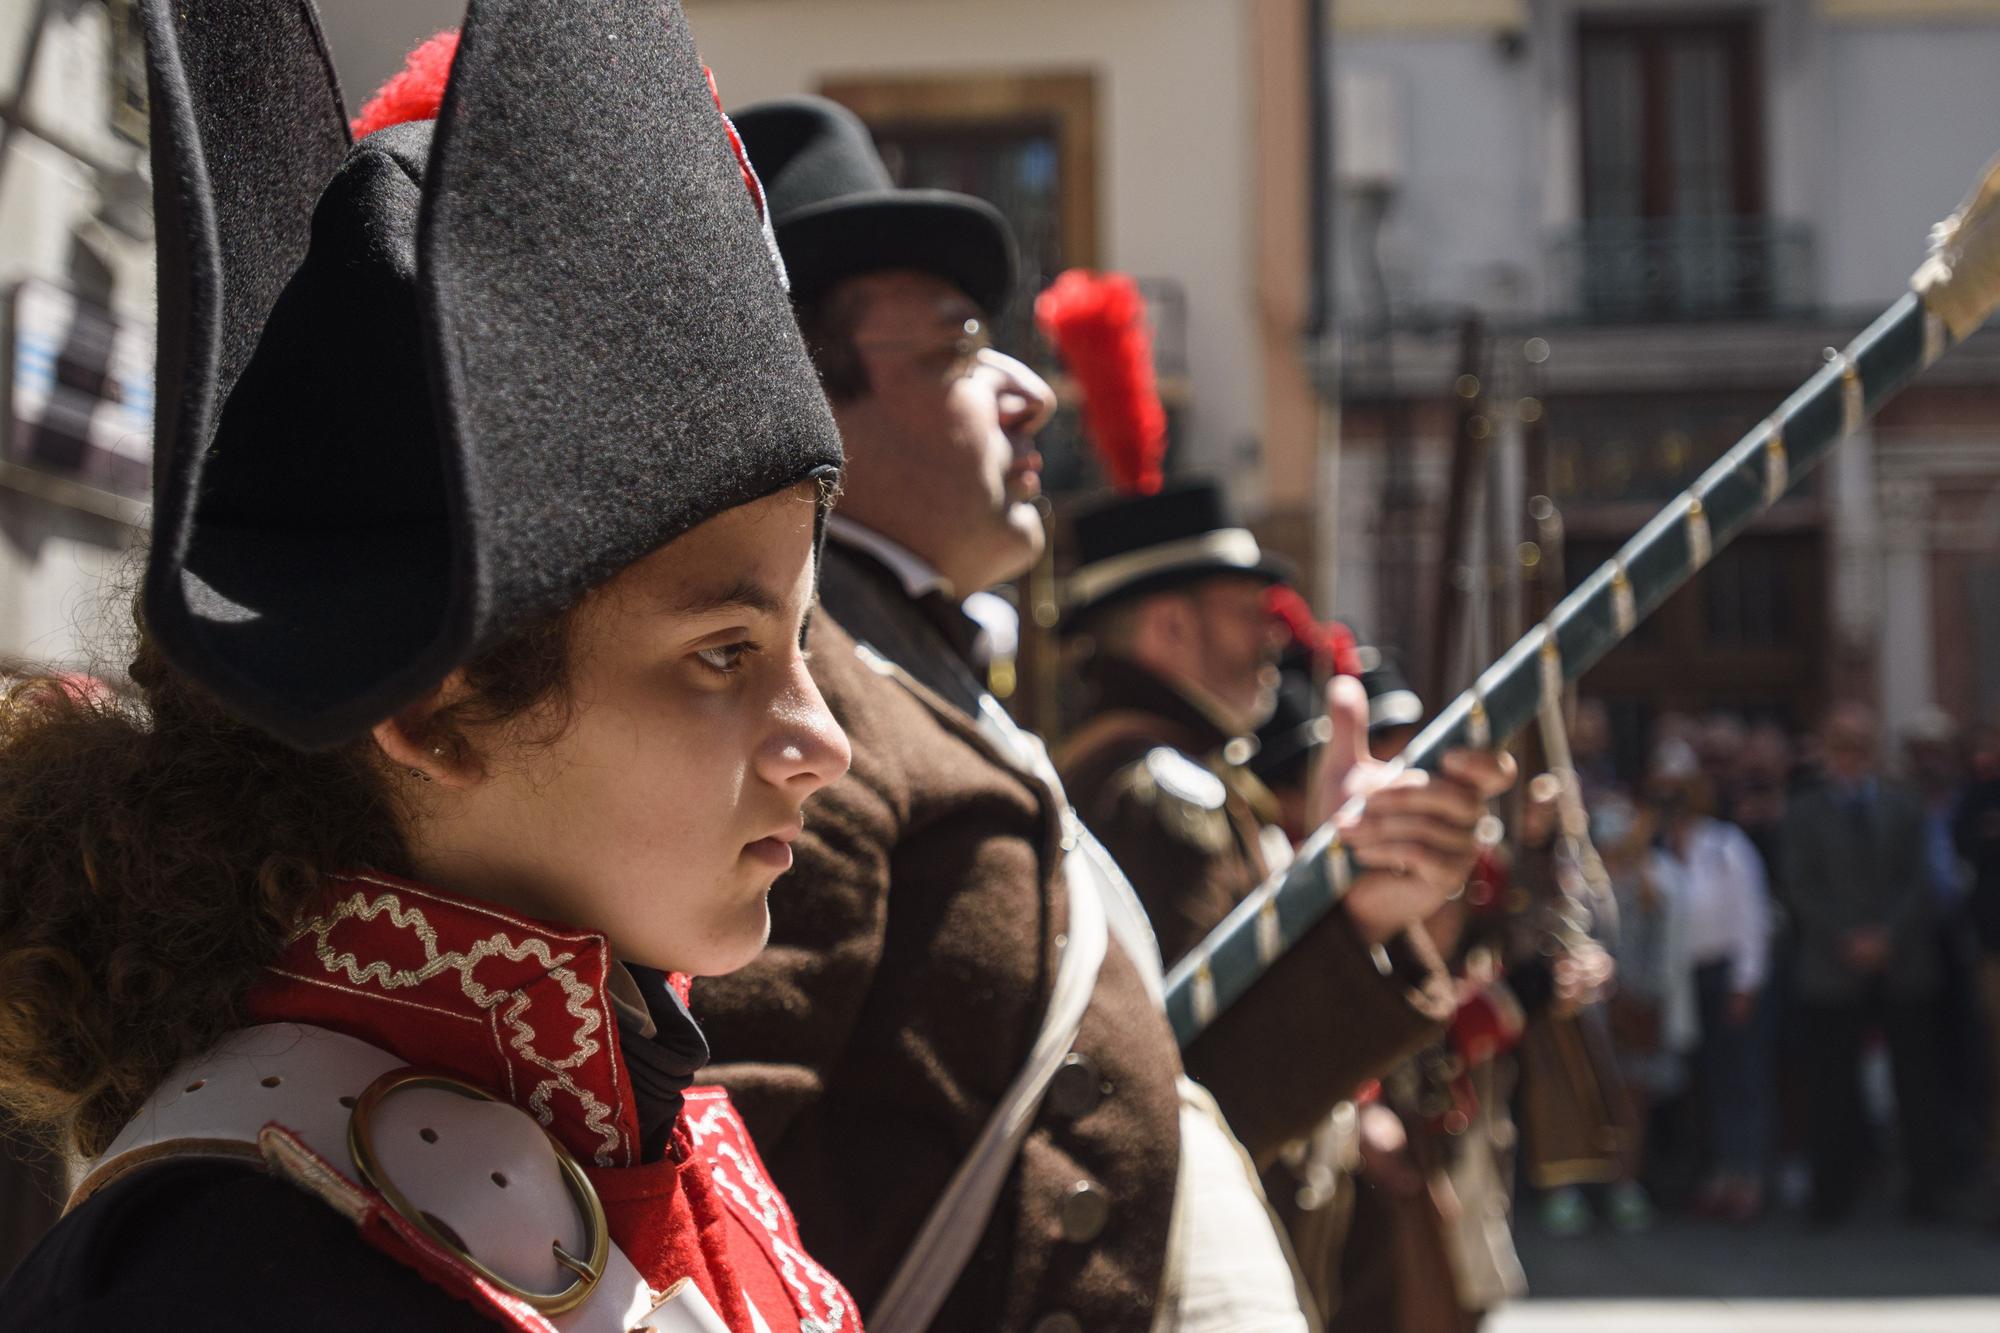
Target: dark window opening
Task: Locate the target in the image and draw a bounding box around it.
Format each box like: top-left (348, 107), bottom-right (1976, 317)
top-left (1562, 15), bottom-right (1802, 319)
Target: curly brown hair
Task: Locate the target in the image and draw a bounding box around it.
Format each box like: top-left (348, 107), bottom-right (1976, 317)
top-left (0, 601), bottom-right (576, 1159)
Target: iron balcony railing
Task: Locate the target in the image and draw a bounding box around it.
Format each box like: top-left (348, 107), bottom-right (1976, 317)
top-left (1550, 217), bottom-right (1815, 322)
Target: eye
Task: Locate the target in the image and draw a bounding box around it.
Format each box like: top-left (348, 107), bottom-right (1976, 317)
top-left (696, 641), bottom-right (753, 674)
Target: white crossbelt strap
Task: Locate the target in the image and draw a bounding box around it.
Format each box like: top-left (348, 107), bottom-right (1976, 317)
top-left (979, 690), bottom-right (1169, 994)
top-left (843, 648), bottom-right (1164, 1328)
top-left (867, 835), bottom-right (1108, 1333)
top-left (70, 1023), bottom-right (742, 1333)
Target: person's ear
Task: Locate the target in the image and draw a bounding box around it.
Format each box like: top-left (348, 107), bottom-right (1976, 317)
top-left (370, 672), bottom-right (483, 789)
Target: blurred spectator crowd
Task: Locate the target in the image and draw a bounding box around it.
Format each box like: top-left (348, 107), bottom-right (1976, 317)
top-left (1547, 696), bottom-right (2000, 1235)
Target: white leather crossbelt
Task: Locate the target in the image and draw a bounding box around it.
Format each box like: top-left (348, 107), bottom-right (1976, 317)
top-left (73, 1023), bottom-right (739, 1332)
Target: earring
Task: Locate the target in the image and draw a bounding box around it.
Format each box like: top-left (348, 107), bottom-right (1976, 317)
top-left (408, 767), bottom-right (433, 782)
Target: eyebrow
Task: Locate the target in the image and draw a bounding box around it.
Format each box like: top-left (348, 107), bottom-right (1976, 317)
top-left (663, 576), bottom-right (787, 619)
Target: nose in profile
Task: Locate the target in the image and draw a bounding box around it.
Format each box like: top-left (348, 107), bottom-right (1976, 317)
top-left (762, 658), bottom-right (852, 798)
top-left (983, 348), bottom-right (1057, 440)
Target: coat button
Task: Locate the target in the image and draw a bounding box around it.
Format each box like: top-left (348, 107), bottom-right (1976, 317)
top-left (1032, 1315), bottom-right (1084, 1333)
top-left (1045, 1053), bottom-right (1104, 1119)
top-left (1058, 1179), bottom-right (1111, 1244)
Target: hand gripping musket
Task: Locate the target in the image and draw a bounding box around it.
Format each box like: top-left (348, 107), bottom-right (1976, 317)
top-left (1164, 154), bottom-right (2000, 1049)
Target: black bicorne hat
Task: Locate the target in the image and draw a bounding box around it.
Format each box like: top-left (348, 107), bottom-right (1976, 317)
top-left (1062, 479), bottom-right (1290, 630)
top-left (140, 0), bottom-right (842, 750)
top-left (729, 96), bottom-right (1019, 316)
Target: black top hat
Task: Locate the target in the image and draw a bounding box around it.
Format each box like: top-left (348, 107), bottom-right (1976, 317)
top-left (1063, 480), bottom-right (1289, 629)
top-left (729, 96), bottom-right (1018, 316)
top-left (140, 0), bottom-right (841, 750)
top-left (1358, 647), bottom-right (1424, 733)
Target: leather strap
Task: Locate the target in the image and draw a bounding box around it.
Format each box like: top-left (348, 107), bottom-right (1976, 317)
top-left (74, 1023), bottom-right (737, 1333)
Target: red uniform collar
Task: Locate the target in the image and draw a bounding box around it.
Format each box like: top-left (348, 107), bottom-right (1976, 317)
top-left (244, 871), bottom-right (864, 1333)
top-left (247, 870), bottom-right (647, 1168)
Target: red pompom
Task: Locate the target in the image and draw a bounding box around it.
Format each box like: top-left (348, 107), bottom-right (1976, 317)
top-left (347, 38), bottom-right (769, 235)
top-left (1034, 270), bottom-right (1168, 496)
top-left (1264, 585), bottom-right (1362, 678)
top-left (351, 31), bottom-right (459, 139)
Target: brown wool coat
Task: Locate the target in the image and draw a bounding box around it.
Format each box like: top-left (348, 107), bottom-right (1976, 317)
top-left (1056, 657), bottom-right (1287, 968)
top-left (693, 547), bottom-right (1449, 1331)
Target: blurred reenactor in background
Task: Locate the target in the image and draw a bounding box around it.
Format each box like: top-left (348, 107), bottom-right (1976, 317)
top-left (1056, 487), bottom-right (1518, 1326)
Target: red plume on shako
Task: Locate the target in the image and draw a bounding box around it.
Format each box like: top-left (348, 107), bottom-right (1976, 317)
top-left (1035, 269), bottom-right (1169, 495)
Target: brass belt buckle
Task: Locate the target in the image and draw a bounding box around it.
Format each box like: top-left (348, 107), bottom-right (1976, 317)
top-left (346, 1068), bottom-right (610, 1314)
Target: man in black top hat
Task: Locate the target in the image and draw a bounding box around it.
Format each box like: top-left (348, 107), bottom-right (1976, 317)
top-left (692, 96), bottom-right (1506, 1332)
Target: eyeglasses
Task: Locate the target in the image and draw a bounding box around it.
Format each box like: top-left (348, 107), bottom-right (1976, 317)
top-left (853, 318), bottom-right (991, 381)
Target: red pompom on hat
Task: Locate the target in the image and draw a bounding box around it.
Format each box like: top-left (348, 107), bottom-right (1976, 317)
top-left (349, 33), bottom-right (770, 243)
top-left (351, 31), bottom-right (458, 138)
top-left (1035, 269), bottom-right (1169, 496)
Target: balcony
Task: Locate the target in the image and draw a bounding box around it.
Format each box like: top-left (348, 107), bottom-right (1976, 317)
top-left (1549, 217), bottom-right (1815, 322)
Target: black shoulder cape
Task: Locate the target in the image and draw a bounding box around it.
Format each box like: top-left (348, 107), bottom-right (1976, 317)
top-left (1, 1159), bottom-right (494, 1330)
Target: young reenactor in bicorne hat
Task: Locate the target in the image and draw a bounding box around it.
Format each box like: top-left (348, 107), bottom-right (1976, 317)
top-left (0, 6), bottom-right (865, 1329)
top-left (691, 95), bottom-right (1511, 1331)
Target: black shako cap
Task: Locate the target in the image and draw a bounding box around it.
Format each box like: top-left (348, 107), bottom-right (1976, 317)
top-left (730, 95), bottom-right (1018, 316)
top-left (140, 0), bottom-right (842, 750)
top-left (1063, 479), bottom-right (1290, 630)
